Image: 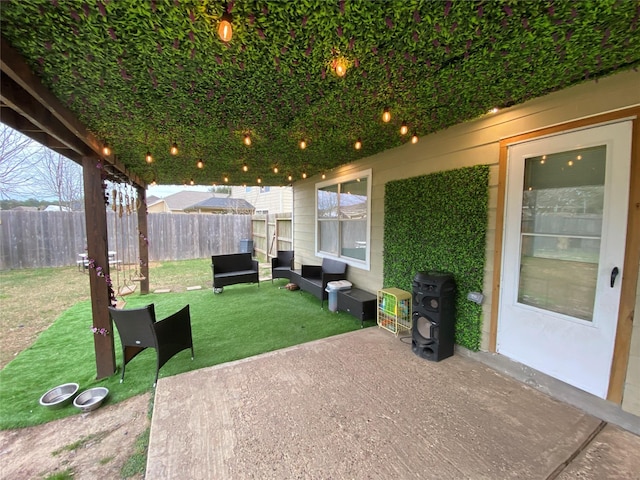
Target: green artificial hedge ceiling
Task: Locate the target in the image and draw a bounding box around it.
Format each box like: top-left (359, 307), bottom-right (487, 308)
top-left (384, 165), bottom-right (489, 351)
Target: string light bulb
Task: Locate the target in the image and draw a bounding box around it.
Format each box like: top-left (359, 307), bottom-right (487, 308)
top-left (488, 107), bottom-right (499, 114)
top-left (189, 178), bottom-right (195, 185)
top-left (273, 165), bottom-right (279, 174)
top-left (288, 174), bottom-right (293, 182)
top-left (257, 177), bottom-right (262, 184)
top-left (218, 11), bottom-right (233, 42)
top-left (242, 163), bottom-right (248, 172)
top-left (333, 57), bottom-right (348, 77)
top-left (102, 145), bottom-right (111, 156)
top-left (411, 133), bottom-right (419, 144)
top-left (382, 108), bottom-right (391, 123)
top-left (145, 151), bottom-right (153, 163)
top-left (196, 159), bottom-right (204, 169)
top-left (243, 134), bottom-right (251, 146)
top-left (224, 175), bottom-right (229, 183)
top-left (170, 142), bottom-right (179, 155)
top-left (302, 171), bottom-right (307, 179)
top-left (354, 138), bottom-right (362, 150)
top-left (299, 139), bottom-right (307, 150)
top-left (400, 122), bottom-right (408, 136)
top-left (322, 173), bottom-right (326, 179)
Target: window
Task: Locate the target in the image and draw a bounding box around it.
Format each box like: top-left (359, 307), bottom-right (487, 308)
top-left (316, 169), bottom-right (371, 269)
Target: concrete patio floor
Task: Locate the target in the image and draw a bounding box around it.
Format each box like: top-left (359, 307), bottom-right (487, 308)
top-left (147, 327), bottom-right (640, 479)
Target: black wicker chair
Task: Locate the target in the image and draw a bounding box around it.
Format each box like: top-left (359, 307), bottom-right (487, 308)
top-left (271, 250), bottom-right (294, 283)
top-left (108, 304), bottom-right (194, 387)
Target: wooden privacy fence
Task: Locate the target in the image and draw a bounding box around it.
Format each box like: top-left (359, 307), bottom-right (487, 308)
top-left (0, 210), bottom-right (256, 270)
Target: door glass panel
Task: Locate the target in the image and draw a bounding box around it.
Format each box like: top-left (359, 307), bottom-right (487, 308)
top-left (518, 145), bottom-right (606, 321)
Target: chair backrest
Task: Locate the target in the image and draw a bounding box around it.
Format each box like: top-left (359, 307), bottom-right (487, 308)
top-left (211, 253), bottom-right (254, 273)
top-left (321, 258), bottom-right (347, 274)
top-left (108, 304), bottom-right (158, 348)
top-left (277, 250), bottom-right (294, 265)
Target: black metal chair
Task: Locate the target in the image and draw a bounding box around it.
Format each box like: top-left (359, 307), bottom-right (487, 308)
top-left (108, 304), bottom-right (194, 387)
top-left (271, 250), bottom-right (294, 283)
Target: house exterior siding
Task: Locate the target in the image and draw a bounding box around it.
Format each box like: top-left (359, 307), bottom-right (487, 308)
top-left (292, 70), bottom-right (640, 415)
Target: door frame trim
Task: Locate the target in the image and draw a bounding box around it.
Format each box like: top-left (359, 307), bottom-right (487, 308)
top-left (489, 107), bottom-right (640, 403)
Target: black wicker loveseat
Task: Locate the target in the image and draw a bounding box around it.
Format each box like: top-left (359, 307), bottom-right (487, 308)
top-left (290, 258), bottom-right (347, 308)
top-left (211, 253), bottom-right (259, 292)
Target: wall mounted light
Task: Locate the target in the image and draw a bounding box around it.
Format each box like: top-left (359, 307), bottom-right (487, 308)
top-left (145, 151), bottom-right (153, 163)
top-left (218, 11), bottom-right (233, 42)
top-left (354, 138), bottom-right (362, 150)
top-left (196, 159), bottom-right (204, 169)
top-left (411, 133), bottom-right (419, 144)
top-left (243, 134), bottom-right (251, 146)
top-left (170, 142), bottom-right (179, 155)
top-left (400, 122), bottom-right (408, 136)
top-left (382, 107), bottom-right (391, 123)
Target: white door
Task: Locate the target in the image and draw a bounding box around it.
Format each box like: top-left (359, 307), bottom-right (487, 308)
top-left (497, 121), bottom-right (632, 398)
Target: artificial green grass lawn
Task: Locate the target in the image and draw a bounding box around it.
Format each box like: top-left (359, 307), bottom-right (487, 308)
top-left (0, 281), bottom-right (372, 430)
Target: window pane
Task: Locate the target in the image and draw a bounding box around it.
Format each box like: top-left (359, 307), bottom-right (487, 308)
top-left (339, 177), bottom-right (368, 219)
top-left (319, 220), bottom-right (339, 255)
top-left (518, 146), bottom-right (605, 321)
top-left (318, 185), bottom-right (338, 219)
top-left (341, 220), bottom-right (367, 261)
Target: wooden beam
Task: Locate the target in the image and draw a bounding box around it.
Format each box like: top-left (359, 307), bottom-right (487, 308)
top-left (82, 156), bottom-right (116, 379)
top-left (1, 73), bottom-right (90, 157)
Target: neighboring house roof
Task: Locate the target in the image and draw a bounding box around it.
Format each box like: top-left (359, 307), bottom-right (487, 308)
top-left (43, 205), bottom-right (72, 212)
top-left (187, 197), bottom-right (255, 213)
top-left (146, 195), bottom-right (161, 205)
top-left (161, 191), bottom-right (214, 211)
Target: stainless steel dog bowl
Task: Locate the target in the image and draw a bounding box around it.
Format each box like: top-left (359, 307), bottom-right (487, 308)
top-left (73, 387), bottom-right (109, 412)
top-left (39, 383), bottom-right (79, 409)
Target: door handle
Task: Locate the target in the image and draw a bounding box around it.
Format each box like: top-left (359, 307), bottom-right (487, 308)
top-left (611, 267), bottom-right (619, 288)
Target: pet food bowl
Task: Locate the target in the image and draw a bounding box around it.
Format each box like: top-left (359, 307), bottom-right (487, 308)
top-left (73, 387), bottom-right (109, 412)
top-left (39, 383), bottom-right (79, 409)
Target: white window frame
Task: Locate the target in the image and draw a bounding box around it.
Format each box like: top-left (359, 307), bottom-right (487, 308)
top-left (315, 168), bottom-right (372, 271)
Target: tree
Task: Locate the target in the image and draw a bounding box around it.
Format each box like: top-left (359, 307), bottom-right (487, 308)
top-left (36, 147), bottom-right (84, 210)
top-left (0, 125), bottom-right (41, 200)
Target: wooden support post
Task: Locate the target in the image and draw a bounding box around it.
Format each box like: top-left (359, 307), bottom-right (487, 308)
top-left (137, 185), bottom-right (150, 295)
top-left (82, 157), bottom-right (116, 379)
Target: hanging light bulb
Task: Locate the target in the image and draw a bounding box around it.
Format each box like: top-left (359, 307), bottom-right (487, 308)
top-left (196, 159), bottom-right (204, 169)
top-left (333, 57), bottom-right (348, 77)
top-left (488, 107), bottom-right (499, 114)
top-left (299, 139), bottom-right (307, 150)
top-left (189, 178), bottom-right (195, 185)
top-left (257, 177), bottom-right (262, 184)
top-left (400, 122), bottom-right (408, 136)
top-left (302, 171), bottom-right (307, 179)
top-left (102, 145), bottom-right (111, 156)
top-left (273, 165), bottom-right (279, 174)
top-left (354, 138), bottom-right (362, 150)
top-left (243, 134), bottom-right (251, 146)
top-left (224, 175), bottom-right (229, 183)
top-left (150, 178), bottom-right (157, 186)
top-left (382, 107), bottom-right (391, 123)
top-left (321, 173), bottom-right (326, 179)
top-left (242, 162), bottom-right (248, 172)
top-left (218, 11), bottom-right (233, 42)
top-left (145, 151), bottom-right (153, 163)
top-left (288, 174), bottom-right (293, 182)
top-left (411, 133), bottom-right (419, 144)
top-left (170, 142), bottom-right (179, 155)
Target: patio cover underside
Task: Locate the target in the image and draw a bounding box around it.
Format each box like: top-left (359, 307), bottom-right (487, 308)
top-left (147, 327), bottom-right (640, 479)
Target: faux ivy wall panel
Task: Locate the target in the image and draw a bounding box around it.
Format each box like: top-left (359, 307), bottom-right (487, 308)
top-left (383, 165), bottom-right (489, 351)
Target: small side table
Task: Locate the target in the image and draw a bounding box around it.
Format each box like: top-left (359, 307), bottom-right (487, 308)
top-left (337, 288), bottom-right (377, 327)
